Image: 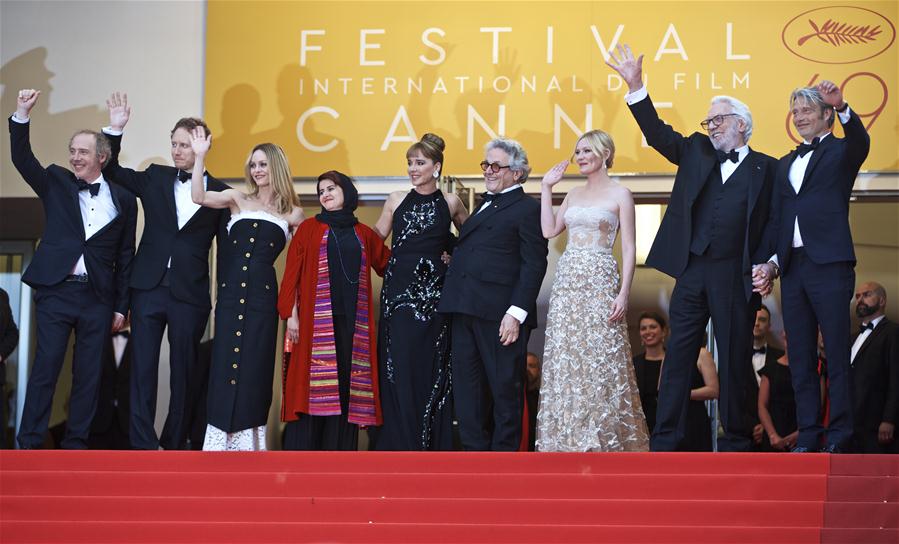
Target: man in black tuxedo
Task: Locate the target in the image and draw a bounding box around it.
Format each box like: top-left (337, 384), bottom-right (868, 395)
top-left (9, 89), bottom-right (136, 449)
top-left (748, 304), bottom-right (785, 448)
top-left (438, 138), bottom-right (548, 451)
top-left (756, 81), bottom-right (870, 453)
top-left (89, 329), bottom-right (132, 450)
top-left (607, 46), bottom-right (776, 451)
top-left (101, 94), bottom-right (229, 450)
top-left (848, 282), bottom-right (898, 453)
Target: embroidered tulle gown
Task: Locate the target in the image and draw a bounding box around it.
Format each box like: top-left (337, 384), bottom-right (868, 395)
top-left (536, 206), bottom-right (650, 452)
top-left (376, 189), bottom-right (454, 450)
top-left (203, 211), bottom-right (288, 451)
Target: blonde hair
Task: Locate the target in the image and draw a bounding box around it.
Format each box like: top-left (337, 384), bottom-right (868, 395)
top-left (576, 129), bottom-right (616, 169)
top-left (244, 143), bottom-right (300, 215)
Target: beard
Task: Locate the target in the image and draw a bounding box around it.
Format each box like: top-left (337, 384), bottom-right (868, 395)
top-left (856, 302), bottom-right (879, 319)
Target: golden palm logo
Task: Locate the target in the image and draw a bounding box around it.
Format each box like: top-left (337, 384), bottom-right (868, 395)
top-left (783, 6), bottom-right (896, 64)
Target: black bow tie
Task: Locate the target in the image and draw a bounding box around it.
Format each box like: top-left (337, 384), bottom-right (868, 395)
top-left (796, 137), bottom-right (820, 158)
top-left (716, 149), bottom-right (739, 164)
top-left (481, 192), bottom-right (503, 204)
top-left (859, 322), bottom-right (874, 334)
top-left (75, 179), bottom-right (101, 197)
top-left (753, 346), bottom-right (767, 355)
top-left (177, 170), bottom-right (192, 183)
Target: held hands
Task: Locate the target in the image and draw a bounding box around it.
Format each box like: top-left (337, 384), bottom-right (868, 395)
top-left (111, 312), bottom-right (126, 333)
top-left (751, 262), bottom-right (777, 297)
top-left (106, 92), bottom-right (131, 131)
top-left (816, 80), bottom-right (845, 110)
top-left (605, 44), bottom-right (644, 93)
top-left (609, 292), bottom-right (628, 324)
top-left (16, 89), bottom-right (40, 119)
top-left (541, 160), bottom-right (569, 189)
top-left (498, 313), bottom-right (521, 346)
top-left (190, 126), bottom-right (211, 156)
top-left (287, 316), bottom-right (300, 344)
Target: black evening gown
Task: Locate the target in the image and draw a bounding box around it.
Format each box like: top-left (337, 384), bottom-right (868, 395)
top-left (376, 189), bottom-right (454, 450)
top-left (759, 360), bottom-right (797, 451)
top-left (682, 363), bottom-right (713, 452)
top-left (632, 353), bottom-right (663, 434)
top-left (206, 214), bottom-right (287, 439)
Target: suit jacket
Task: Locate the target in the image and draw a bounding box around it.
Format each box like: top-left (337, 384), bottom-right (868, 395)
top-left (103, 132), bottom-right (229, 309)
top-left (851, 317), bottom-right (899, 432)
top-left (437, 188), bottom-right (548, 329)
top-left (767, 110), bottom-right (870, 272)
top-left (9, 118), bottom-right (136, 314)
top-left (629, 96), bottom-right (776, 301)
top-left (91, 333), bottom-right (131, 435)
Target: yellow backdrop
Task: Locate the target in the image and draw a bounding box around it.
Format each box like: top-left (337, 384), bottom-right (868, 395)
top-left (204, 1), bottom-right (898, 178)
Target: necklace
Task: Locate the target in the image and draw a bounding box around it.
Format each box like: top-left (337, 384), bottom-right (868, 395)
top-left (328, 228), bottom-right (360, 285)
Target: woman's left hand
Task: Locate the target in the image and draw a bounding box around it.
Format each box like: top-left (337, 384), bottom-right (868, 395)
top-left (609, 292), bottom-right (628, 323)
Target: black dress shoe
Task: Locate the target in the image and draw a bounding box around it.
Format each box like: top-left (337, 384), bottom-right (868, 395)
top-left (791, 446), bottom-right (812, 453)
top-left (819, 444), bottom-right (842, 454)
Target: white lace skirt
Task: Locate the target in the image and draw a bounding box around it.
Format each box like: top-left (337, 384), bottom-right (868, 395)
top-left (202, 424), bottom-right (267, 451)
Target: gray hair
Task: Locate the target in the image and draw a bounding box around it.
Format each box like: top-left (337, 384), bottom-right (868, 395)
top-left (485, 137), bottom-right (531, 182)
top-left (69, 130), bottom-right (112, 168)
top-left (711, 95), bottom-right (753, 142)
top-left (790, 86), bottom-right (835, 128)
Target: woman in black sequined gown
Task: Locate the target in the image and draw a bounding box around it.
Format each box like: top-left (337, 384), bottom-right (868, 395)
top-left (373, 133), bottom-right (468, 450)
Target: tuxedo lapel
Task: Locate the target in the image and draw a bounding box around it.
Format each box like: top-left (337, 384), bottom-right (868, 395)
top-left (65, 175), bottom-right (87, 240)
top-left (800, 136), bottom-right (833, 190)
top-left (855, 318), bottom-right (888, 362)
top-left (165, 178), bottom-right (179, 226)
top-left (686, 149), bottom-right (717, 205)
top-left (745, 151), bottom-right (765, 215)
top-left (459, 189), bottom-right (524, 241)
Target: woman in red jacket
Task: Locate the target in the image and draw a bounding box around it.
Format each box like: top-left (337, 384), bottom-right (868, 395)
top-left (277, 171), bottom-right (389, 450)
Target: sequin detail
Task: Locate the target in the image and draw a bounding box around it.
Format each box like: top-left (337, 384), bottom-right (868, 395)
top-left (536, 206), bottom-right (649, 452)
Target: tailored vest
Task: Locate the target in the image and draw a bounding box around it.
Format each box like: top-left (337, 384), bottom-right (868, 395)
top-left (689, 162), bottom-right (750, 260)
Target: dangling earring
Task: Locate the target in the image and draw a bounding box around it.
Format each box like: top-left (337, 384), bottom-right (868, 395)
top-left (433, 170), bottom-right (440, 179)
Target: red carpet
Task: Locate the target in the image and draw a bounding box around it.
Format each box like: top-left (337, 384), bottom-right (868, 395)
top-left (1, 451), bottom-right (896, 543)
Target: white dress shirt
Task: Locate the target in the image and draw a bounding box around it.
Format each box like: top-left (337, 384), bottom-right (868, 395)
top-left (851, 314), bottom-right (885, 364)
top-left (751, 347), bottom-right (767, 385)
top-left (173, 173), bottom-right (206, 230)
top-left (476, 183), bottom-right (528, 324)
top-left (72, 175), bottom-right (119, 275)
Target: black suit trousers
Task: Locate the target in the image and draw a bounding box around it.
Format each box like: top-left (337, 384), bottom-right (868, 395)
top-left (129, 284), bottom-right (209, 450)
top-left (17, 282), bottom-right (112, 449)
top-left (451, 314), bottom-right (527, 451)
top-left (781, 249), bottom-right (854, 450)
top-left (652, 254), bottom-right (755, 452)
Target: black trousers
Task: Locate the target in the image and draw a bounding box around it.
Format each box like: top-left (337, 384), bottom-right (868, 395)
top-left (651, 254), bottom-right (756, 452)
top-left (18, 281), bottom-right (112, 449)
top-left (129, 284), bottom-right (209, 450)
top-left (781, 249), bottom-right (854, 450)
top-left (451, 313), bottom-right (527, 451)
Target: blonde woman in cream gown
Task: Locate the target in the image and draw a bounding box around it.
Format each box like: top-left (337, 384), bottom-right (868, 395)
top-left (535, 130), bottom-right (649, 452)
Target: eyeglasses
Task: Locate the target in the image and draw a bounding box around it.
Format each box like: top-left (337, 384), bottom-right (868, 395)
top-left (480, 161), bottom-right (511, 173)
top-left (700, 113), bottom-right (739, 130)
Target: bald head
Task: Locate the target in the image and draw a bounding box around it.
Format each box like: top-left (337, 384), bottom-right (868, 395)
top-left (855, 281), bottom-right (887, 320)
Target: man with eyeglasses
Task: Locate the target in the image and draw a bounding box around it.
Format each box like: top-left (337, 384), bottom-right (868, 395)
top-left (607, 45), bottom-right (776, 452)
top-left (754, 81), bottom-right (870, 453)
top-left (438, 138), bottom-right (548, 451)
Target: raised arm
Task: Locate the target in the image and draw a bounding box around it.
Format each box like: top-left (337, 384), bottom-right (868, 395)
top-left (817, 80), bottom-right (870, 180)
top-left (189, 127), bottom-right (239, 210)
top-left (609, 188), bottom-right (636, 323)
top-left (8, 89), bottom-right (50, 197)
top-left (101, 93), bottom-right (150, 196)
top-left (540, 160), bottom-right (570, 239)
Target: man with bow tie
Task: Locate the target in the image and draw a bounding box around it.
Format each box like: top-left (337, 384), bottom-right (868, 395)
top-left (607, 45), bottom-right (777, 452)
top-left (438, 138), bottom-right (548, 451)
top-left (747, 304), bottom-right (786, 448)
top-left (847, 282), bottom-right (898, 454)
top-left (755, 81), bottom-right (870, 453)
top-left (101, 94), bottom-right (229, 450)
top-left (9, 89), bottom-right (136, 449)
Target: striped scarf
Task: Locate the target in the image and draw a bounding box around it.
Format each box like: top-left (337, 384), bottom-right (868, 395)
top-left (303, 228), bottom-right (376, 425)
